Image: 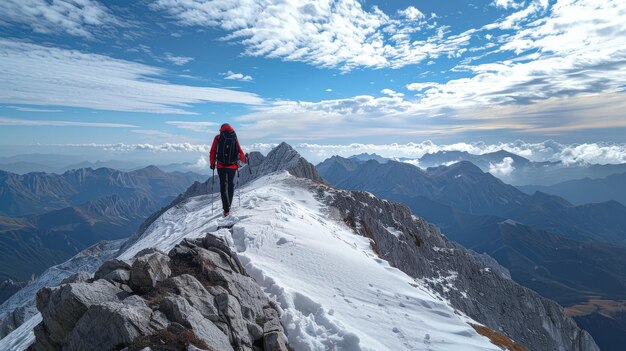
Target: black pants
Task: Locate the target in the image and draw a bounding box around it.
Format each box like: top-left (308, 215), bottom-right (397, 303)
top-left (218, 168), bottom-right (237, 213)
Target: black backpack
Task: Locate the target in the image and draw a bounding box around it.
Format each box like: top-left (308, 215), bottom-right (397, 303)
top-left (216, 130), bottom-right (239, 166)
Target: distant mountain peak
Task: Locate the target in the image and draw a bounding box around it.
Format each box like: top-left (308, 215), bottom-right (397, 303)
top-left (349, 153), bottom-right (388, 163)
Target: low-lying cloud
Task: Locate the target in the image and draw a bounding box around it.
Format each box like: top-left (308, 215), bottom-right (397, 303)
top-left (488, 157), bottom-right (515, 176)
top-left (46, 140), bottom-right (626, 166)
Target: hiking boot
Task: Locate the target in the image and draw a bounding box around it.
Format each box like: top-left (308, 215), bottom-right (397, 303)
top-left (223, 211), bottom-right (230, 217)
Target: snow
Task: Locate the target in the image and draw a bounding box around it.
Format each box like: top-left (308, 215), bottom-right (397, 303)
top-left (384, 226), bottom-right (403, 237)
top-left (500, 219), bottom-right (521, 226)
top-left (0, 314), bottom-right (40, 351)
top-left (5, 171), bottom-right (499, 351)
top-left (122, 171), bottom-right (498, 351)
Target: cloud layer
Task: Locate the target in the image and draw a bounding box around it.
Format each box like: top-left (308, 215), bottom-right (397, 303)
top-left (152, 0), bottom-right (471, 71)
top-left (0, 39), bottom-right (263, 114)
top-left (0, 116), bottom-right (136, 128)
top-left (50, 140), bottom-right (626, 166)
top-left (0, 0), bottom-right (121, 38)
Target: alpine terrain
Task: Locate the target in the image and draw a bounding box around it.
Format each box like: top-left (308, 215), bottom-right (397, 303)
top-left (0, 143), bottom-right (598, 351)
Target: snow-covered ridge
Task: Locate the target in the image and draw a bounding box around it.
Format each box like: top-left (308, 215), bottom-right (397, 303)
top-left (120, 171), bottom-right (498, 350)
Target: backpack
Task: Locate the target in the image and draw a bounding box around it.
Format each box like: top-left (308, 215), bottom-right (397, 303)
top-left (216, 130), bottom-right (239, 166)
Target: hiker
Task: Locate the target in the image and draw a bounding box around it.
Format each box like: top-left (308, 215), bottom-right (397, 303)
top-left (210, 123), bottom-right (246, 217)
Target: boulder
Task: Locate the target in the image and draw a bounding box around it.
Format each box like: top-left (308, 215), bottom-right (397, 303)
top-left (35, 280), bottom-right (124, 344)
top-left (103, 269), bottom-right (131, 284)
top-left (263, 317), bottom-right (289, 351)
top-left (215, 292), bottom-right (250, 346)
top-left (129, 252), bottom-right (171, 293)
top-left (94, 259), bottom-right (131, 280)
top-left (160, 295), bottom-right (234, 351)
top-left (168, 274), bottom-right (218, 321)
top-left (30, 234), bottom-right (289, 351)
top-left (64, 298), bottom-right (153, 351)
top-left (60, 272), bottom-right (92, 285)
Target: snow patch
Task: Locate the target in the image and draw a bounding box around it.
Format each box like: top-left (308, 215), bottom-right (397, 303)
top-left (384, 226), bottom-right (403, 238)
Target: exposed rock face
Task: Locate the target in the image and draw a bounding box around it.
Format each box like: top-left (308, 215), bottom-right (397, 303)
top-left (322, 184), bottom-right (599, 351)
top-left (29, 234), bottom-right (288, 351)
top-left (129, 253), bottom-right (171, 293)
top-left (122, 142), bottom-right (322, 253)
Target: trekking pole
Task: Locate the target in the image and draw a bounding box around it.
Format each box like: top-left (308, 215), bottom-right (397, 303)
top-left (245, 153), bottom-right (252, 175)
top-left (237, 168), bottom-right (241, 208)
top-left (211, 168), bottom-right (215, 216)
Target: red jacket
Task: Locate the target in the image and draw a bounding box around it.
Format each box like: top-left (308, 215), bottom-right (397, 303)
top-left (210, 124), bottom-right (246, 170)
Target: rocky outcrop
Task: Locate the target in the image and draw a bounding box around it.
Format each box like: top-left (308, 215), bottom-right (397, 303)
top-left (323, 184), bottom-right (599, 351)
top-left (29, 234), bottom-right (288, 351)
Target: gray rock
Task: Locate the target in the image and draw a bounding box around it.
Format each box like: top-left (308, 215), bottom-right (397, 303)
top-left (94, 259), bottom-right (131, 280)
top-left (129, 252), bottom-right (171, 293)
top-left (168, 274), bottom-right (218, 321)
top-left (103, 268), bottom-right (131, 284)
top-left (64, 298), bottom-right (153, 351)
top-left (215, 293), bottom-right (250, 346)
top-left (29, 323), bottom-right (59, 351)
top-left (263, 318), bottom-right (288, 351)
top-left (60, 272), bottom-right (92, 285)
top-left (35, 280), bottom-right (123, 344)
top-left (264, 331), bottom-right (289, 351)
top-left (160, 295), bottom-right (234, 351)
top-left (30, 228), bottom-right (288, 351)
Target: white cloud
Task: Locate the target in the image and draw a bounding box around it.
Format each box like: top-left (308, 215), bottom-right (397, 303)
top-left (151, 0), bottom-right (468, 70)
top-left (488, 157), bottom-right (515, 176)
top-left (0, 116), bottom-right (136, 128)
top-left (166, 121), bottom-right (218, 132)
top-left (380, 89), bottom-right (404, 98)
top-left (163, 52), bottom-right (194, 65)
top-left (493, 0), bottom-right (523, 9)
top-left (293, 140), bottom-right (626, 165)
top-left (0, 0), bottom-right (122, 38)
top-left (51, 141), bottom-right (276, 154)
top-left (325, 88), bottom-right (333, 92)
top-left (0, 39), bottom-right (263, 114)
top-left (6, 106), bottom-right (62, 113)
top-left (42, 140), bottom-right (626, 166)
top-left (222, 70), bottom-right (253, 81)
top-left (398, 6), bottom-right (425, 20)
top-left (397, 0), bottom-right (626, 128)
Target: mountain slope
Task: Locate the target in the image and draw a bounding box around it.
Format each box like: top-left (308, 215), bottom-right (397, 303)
top-left (518, 172), bottom-right (626, 206)
top-left (318, 156), bottom-right (626, 245)
top-left (0, 167), bottom-right (205, 282)
top-left (317, 156), bottom-right (625, 350)
top-left (0, 166), bottom-right (205, 217)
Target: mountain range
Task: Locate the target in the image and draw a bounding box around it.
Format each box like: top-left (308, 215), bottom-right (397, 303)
top-left (0, 154), bottom-right (209, 176)
top-left (0, 167), bottom-right (205, 284)
top-left (317, 155), bottom-right (626, 351)
top-left (395, 150), bottom-right (626, 186)
top-left (518, 172), bottom-right (626, 206)
top-left (0, 143), bottom-right (598, 351)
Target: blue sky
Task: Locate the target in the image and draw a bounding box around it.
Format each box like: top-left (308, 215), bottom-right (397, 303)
top-left (0, 0), bottom-right (625, 165)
